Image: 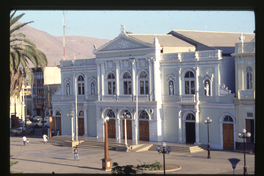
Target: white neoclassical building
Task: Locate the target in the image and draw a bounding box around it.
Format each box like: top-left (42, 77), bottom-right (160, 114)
top-left (52, 26), bottom-right (255, 150)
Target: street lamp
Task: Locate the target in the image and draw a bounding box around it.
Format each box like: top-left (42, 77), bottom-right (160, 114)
top-left (121, 111), bottom-right (131, 146)
top-left (204, 116), bottom-right (212, 159)
top-left (238, 129), bottom-right (251, 175)
top-left (228, 158), bottom-right (240, 175)
top-left (102, 116), bottom-right (112, 171)
top-left (156, 142), bottom-right (171, 175)
top-left (67, 111), bottom-right (74, 141)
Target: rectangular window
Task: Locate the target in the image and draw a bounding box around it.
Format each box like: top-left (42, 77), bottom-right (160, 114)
top-left (82, 84), bottom-right (84, 95)
top-left (124, 81), bottom-right (128, 94)
top-left (247, 112), bottom-right (253, 118)
top-left (145, 81), bottom-right (149, 94)
top-left (113, 81), bottom-right (116, 95)
top-left (140, 81), bottom-right (144, 94)
top-left (78, 84), bottom-right (81, 95)
top-left (191, 81), bottom-right (195, 94)
top-left (185, 81), bottom-right (189, 94)
top-left (108, 82), bottom-right (112, 94)
top-left (128, 81), bottom-right (131, 94)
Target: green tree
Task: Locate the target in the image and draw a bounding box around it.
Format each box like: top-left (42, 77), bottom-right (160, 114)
top-left (10, 10), bottom-right (47, 98)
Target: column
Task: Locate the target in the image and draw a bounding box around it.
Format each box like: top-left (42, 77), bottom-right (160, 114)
top-left (195, 104), bottom-right (200, 145)
top-left (72, 104), bottom-right (76, 139)
top-left (131, 59), bottom-right (136, 101)
top-left (100, 61), bottom-right (105, 100)
top-left (97, 62), bottom-right (101, 100)
top-left (195, 66), bottom-right (200, 102)
top-left (178, 108), bottom-right (182, 143)
top-left (84, 105), bottom-right (88, 136)
top-left (84, 72), bottom-right (88, 100)
top-left (148, 58), bottom-right (153, 101)
top-left (178, 68), bottom-right (182, 95)
top-left (115, 60), bottom-right (120, 101)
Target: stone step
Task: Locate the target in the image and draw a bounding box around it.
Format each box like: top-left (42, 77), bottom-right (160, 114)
top-left (189, 146), bottom-right (206, 153)
top-left (130, 144), bottom-right (153, 152)
top-left (148, 145), bottom-right (190, 153)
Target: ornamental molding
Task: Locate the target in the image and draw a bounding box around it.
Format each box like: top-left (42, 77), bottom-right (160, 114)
top-left (88, 76), bottom-right (96, 83)
top-left (220, 83), bottom-right (234, 95)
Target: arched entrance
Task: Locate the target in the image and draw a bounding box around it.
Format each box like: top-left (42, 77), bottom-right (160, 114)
top-left (185, 113), bottom-right (195, 144)
top-left (222, 115), bottom-right (234, 150)
top-left (122, 110), bottom-right (132, 139)
top-left (78, 110), bottom-right (85, 136)
top-left (107, 109), bottom-right (116, 138)
top-left (51, 110), bottom-right (61, 136)
top-left (139, 110), bottom-right (149, 141)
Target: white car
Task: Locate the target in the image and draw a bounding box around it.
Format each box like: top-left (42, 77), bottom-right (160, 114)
top-left (35, 120), bottom-right (49, 128)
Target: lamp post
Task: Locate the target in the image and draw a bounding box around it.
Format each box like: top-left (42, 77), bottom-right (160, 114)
top-left (67, 111), bottom-right (74, 141)
top-left (238, 129), bottom-right (251, 175)
top-left (204, 117), bottom-right (212, 159)
top-left (121, 111), bottom-right (130, 146)
top-left (102, 116), bottom-right (112, 171)
top-left (156, 142), bottom-right (171, 175)
top-left (228, 158), bottom-right (240, 175)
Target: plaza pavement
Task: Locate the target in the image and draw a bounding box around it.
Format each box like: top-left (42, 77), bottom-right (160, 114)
top-left (10, 136), bottom-right (255, 174)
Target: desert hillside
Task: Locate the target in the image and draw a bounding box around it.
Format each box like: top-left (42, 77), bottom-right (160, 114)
top-left (12, 22), bottom-right (110, 67)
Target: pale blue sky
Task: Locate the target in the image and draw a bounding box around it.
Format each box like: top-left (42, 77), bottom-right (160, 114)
top-left (14, 10), bottom-right (255, 40)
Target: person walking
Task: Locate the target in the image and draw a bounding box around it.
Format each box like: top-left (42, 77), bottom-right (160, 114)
top-left (43, 134), bottom-right (48, 144)
top-left (51, 129), bottom-right (55, 137)
top-left (73, 146), bottom-right (79, 161)
top-left (26, 139), bottom-right (29, 146)
top-left (22, 135), bottom-right (27, 146)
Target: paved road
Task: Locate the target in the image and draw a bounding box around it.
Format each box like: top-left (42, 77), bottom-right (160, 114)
top-left (10, 136), bottom-right (255, 174)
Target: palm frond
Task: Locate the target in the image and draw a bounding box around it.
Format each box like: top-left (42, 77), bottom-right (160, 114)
top-left (10, 21), bottom-right (33, 35)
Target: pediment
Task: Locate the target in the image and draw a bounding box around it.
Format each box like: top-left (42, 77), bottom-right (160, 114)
top-left (95, 35), bottom-right (153, 53)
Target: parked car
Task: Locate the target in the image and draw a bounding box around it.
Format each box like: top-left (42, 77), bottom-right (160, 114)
top-left (33, 116), bottom-right (42, 122)
top-left (35, 120), bottom-right (49, 128)
top-left (12, 127), bottom-right (23, 135)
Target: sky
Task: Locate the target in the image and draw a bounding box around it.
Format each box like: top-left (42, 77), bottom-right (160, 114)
top-left (14, 10), bottom-right (255, 40)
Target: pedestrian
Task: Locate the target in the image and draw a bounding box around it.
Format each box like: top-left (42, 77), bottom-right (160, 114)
top-left (51, 129), bottom-right (54, 137)
top-left (73, 146), bottom-right (79, 161)
top-left (56, 129), bottom-right (60, 136)
top-left (22, 135), bottom-right (27, 146)
top-left (43, 134), bottom-right (48, 144)
top-left (26, 139), bottom-right (29, 146)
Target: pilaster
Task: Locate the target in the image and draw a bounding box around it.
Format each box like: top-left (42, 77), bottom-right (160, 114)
top-left (96, 62), bottom-right (101, 100)
top-left (131, 59), bottom-right (136, 101)
top-left (100, 61), bottom-right (105, 100)
top-left (178, 107), bottom-right (183, 143)
top-left (147, 58), bottom-right (153, 101)
top-left (115, 60), bottom-right (120, 101)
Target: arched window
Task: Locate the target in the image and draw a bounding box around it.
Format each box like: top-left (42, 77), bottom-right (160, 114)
top-left (107, 109), bottom-right (115, 118)
top-left (77, 75), bottom-right (85, 95)
top-left (204, 79), bottom-right (210, 96)
top-left (79, 110), bottom-right (84, 117)
top-left (139, 71), bottom-right (149, 95)
top-left (66, 83), bottom-right (70, 95)
top-left (123, 72), bottom-right (131, 94)
top-left (139, 110), bottom-right (149, 119)
top-left (107, 73), bottom-right (116, 95)
top-left (184, 71), bottom-right (195, 94)
top-left (55, 111), bottom-right (61, 116)
top-left (186, 113), bottom-right (195, 121)
top-left (246, 67), bottom-right (253, 89)
top-left (223, 116), bottom-right (233, 122)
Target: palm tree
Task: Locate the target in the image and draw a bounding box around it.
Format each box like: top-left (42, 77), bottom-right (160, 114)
top-left (10, 10), bottom-right (48, 98)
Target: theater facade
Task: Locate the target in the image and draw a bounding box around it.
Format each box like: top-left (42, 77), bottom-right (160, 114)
top-left (52, 26), bottom-right (255, 150)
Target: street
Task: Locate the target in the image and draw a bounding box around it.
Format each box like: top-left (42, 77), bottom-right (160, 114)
top-left (10, 136), bottom-right (255, 174)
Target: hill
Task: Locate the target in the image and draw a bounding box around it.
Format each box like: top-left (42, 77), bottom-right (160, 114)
top-left (12, 22), bottom-right (110, 67)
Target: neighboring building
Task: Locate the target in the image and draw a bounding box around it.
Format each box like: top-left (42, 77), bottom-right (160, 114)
top-left (231, 35), bottom-right (255, 146)
top-left (52, 26), bottom-right (255, 150)
top-left (10, 84), bottom-right (32, 128)
top-left (43, 66), bottom-right (61, 117)
top-left (32, 67), bottom-right (45, 117)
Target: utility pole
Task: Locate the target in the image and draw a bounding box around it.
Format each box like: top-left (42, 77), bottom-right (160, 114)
top-left (63, 10), bottom-right (66, 60)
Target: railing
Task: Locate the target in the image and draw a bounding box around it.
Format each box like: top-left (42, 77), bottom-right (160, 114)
top-left (180, 94), bottom-right (196, 102)
top-left (235, 42), bottom-right (255, 53)
top-left (103, 95), bottom-right (117, 101)
top-left (60, 59), bottom-right (96, 67)
top-left (119, 95), bottom-right (133, 101)
top-left (161, 50), bottom-right (221, 61)
top-left (238, 90), bottom-right (255, 99)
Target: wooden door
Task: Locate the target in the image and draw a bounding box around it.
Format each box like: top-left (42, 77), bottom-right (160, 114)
top-left (246, 119), bottom-right (254, 143)
top-left (122, 120), bottom-right (132, 139)
top-left (139, 120), bottom-right (149, 141)
top-left (108, 119), bottom-right (116, 138)
top-left (223, 124), bottom-right (234, 150)
top-left (186, 122), bottom-right (195, 144)
top-left (78, 118), bottom-right (84, 136)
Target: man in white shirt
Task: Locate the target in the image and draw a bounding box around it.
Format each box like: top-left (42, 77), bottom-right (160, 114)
top-left (22, 136), bottom-right (27, 146)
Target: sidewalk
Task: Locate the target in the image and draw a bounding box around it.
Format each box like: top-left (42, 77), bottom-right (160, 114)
top-left (10, 136), bottom-right (255, 174)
